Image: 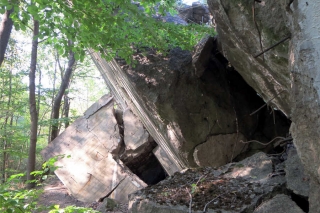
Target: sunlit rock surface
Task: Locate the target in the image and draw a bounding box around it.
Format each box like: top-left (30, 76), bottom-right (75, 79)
top-left (41, 95), bottom-right (147, 202)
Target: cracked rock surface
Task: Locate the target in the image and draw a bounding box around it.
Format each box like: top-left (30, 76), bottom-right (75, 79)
top-left (41, 94), bottom-right (147, 203)
top-left (129, 152), bottom-right (290, 213)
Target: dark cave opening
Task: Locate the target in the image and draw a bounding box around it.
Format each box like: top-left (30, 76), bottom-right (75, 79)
top-left (200, 37), bottom-right (292, 159)
top-left (113, 109), bottom-right (167, 186)
top-left (291, 193), bottom-right (309, 212)
top-left (120, 141), bottom-right (167, 185)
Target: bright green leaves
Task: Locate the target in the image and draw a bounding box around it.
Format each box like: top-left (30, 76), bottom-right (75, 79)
top-left (0, 0), bottom-right (214, 64)
top-left (0, 174), bottom-right (43, 212)
top-left (74, 49), bottom-right (85, 62)
top-left (27, 5), bottom-right (38, 15)
top-left (0, 0), bottom-right (12, 13)
top-left (49, 205), bottom-right (99, 213)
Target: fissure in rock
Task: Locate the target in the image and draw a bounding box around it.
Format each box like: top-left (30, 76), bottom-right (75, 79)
top-left (291, 192), bottom-right (309, 212)
top-left (120, 140), bottom-right (167, 185)
top-left (113, 108), bottom-right (167, 185)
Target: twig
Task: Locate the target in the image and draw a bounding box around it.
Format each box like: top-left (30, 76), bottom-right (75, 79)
top-left (267, 147), bottom-right (287, 156)
top-left (98, 177), bottom-right (125, 202)
top-left (278, 137), bottom-right (293, 145)
top-left (38, 38), bottom-right (49, 44)
top-left (230, 107), bottom-right (239, 163)
top-left (71, 177), bottom-right (77, 183)
top-left (250, 102), bottom-right (268, 116)
top-left (254, 35), bottom-right (291, 58)
top-left (203, 194), bottom-right (224, 213)
top-left (196, 174), bottom-right (207, 186)
top-left (271, 107), bottom-right (275, 124)
top-left (187, 187), bottom-right (192, 213)
top-left (250, 91), bottom-right (284, 116)
top-left (240, 136), bottom-right (289, 146)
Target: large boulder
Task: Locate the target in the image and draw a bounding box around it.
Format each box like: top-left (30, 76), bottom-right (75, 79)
top-left (178, 2), bottom-right (211, 24)
top-left (123, 108), bottom-right (150, 152)
top-left (208, 0), bottom-right (320, 210)
top-left (288, 1), bottom-right (320, 210)
top-left (92, 32), bottom-right (290, 170)
top-left (41, 95), bottom-right (147, 202)
top-left (115, 38), bottom-right (290, 167)
top-left (285, 149), bottom-right (310, 197)
top-left (208, 0), bottom-right (291, 115)
top-left (193, 133), bottom-right (247, 168)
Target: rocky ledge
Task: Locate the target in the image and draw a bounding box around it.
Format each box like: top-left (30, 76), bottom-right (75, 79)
top-left (128, 150), bottom-right (309, 213)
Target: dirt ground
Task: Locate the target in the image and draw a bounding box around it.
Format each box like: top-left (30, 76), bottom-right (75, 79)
top-left (37, 175), bottom-right (128, 213)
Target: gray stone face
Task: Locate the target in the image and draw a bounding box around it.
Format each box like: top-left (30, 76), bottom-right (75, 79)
top-left (192, 35), bottom-right (214, 77)
top-left (96, 198), bottom-right (118, 212)
top-left (253, 194), bottom-right (304, 213)
top-left (41, 95), bottom-right (147, 203)
top-left (309, 177), bottom-right (320, 213)
top-left (285, 149), bottom-right (310, 197)
top-left (208, 0), bottom-right (291, 115)
top-left (288, 0), bottom-right (320, 187)
top-left (178, 2), bottom-right (211, 24)
top-left (129, 198), bottom-right (196, 213)
top-left (287, 1), bottom-right (320, 210)
top-left (224, 152), bottom-right (274, 183)
top-left (207, 0), bottom-right (320, 210)
top-left (84, 94), bottom-right (114, 119)
top-left (123, 108), bottom-right (150, 151)
top-left (153, 146), bottom-right (180, 176)
top-left (193, 133), bottom-right (247, 168)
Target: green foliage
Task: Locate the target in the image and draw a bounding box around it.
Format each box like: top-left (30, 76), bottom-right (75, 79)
top-left (191, 183), bottom-right (197, 194)
top-left (0, 173), bottom-right (44, 213)
top-left (1, 0), bottom-right (214, 63)
top-left (0, 158), bottom-right (89, 213)
top-left (0, 178), bottom-right (98, 212)
top-left (49, 205), bottom-right (100, 213)
top-left (0, 34), bottom-right (108, 181)
top-left (0, 37), bottom-right (31, 181)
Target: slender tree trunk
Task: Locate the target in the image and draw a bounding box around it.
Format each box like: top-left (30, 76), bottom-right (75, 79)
top-left (2, 69), bottom-right (12, 183)
top-left (63, 93), bottom-right (70, 128)
top-left (50, 45), bottom-right (75, 141)
top-left (36, 66), bottom-right (42, 136)
top-left (48, 59), bottom-right (58, 143)
top-left (27, 19), bottom-right (39, 189)
top-left (0, 8), bottom-right (14, 67)
top-left (37, 66), bottom-right (41, 118)
top-left (2, 117), bottom-right (8, 183)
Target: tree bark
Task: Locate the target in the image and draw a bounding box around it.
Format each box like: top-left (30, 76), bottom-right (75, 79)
top-left (50, 47), bottom-right (75, 142)
top-left (48, 59), bottom-right (57, 143)
top-left (63, 93), bottom-right (70, 128)
top-left (0, 8), bottom-right (14, 67)
top-left (27, 19), bottom-right (39, 189)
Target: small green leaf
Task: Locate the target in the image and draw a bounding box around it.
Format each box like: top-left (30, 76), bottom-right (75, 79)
top-left (27, 5), bottom-right (38, 15)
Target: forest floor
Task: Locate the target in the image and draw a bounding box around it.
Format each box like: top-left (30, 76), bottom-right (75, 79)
top-left (36, 168), bottom-right (261, 213)
top-left (36, 157), bottom-right (283, 213)
top-left (37, 175), bottom-right (128, 212)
